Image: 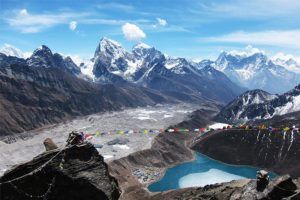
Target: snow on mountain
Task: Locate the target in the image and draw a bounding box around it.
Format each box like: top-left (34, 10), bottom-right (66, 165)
top-left (26, 45), bottom-right (81, 75)
top-left (272, 53), bottom-right (300, 74)
top-left (0, 38), bottom-right (244, 104)
top-left (91, 37), bottom-right (244, 103)
top-left (0, 44), bottom-right (31, 58)
top-left (210, 46), bottom-right (300, 94)
top-left (226, 45), bottom-right (264, 58)
top-left (215, 84), bottom-right (300, 122)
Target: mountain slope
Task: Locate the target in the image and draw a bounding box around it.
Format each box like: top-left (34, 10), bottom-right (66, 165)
top-left (209, 49), bottom-right (300, 94)
top-left (0, 53), bottom-right (176, 137)
top-left (90, 38), bottom-right (245, 104)
top-left (215, 84), bottom-right (300, 123)
top-left (192, 128), bottom-right (300, 177)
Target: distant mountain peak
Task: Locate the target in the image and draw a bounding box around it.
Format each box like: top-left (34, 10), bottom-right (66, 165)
top-left (227, 45), bottom-right (265, 58)
top-left (215, 85), bottom-right (300, 123)
top-left (0, 44), bottom-right (31, 59)
top-left (133, 42), bottom-right (151, 50)
top-left (94, 37), bottom-right (126, 59)
top-left (32, 45), bottom-right (53, 57)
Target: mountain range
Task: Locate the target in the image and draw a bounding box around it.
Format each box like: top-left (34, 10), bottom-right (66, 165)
top-left (1, 38), bottom-right (300, 135)
top-left (0, 51), bottom-right (180, 137)
top-left (0, 38), bottom-right (244, 136)
top-left (84, 37), bottom-right (244, 103)
top-left (215, 84), bottom-right (300, 123)
top-left (3, 41), bottom-right (300, 95)
top-left (207, 48), bottom-right (300, 94)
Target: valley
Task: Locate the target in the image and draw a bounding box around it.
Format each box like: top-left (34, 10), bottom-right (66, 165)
top-left (0, 103), bottom-right (206, 176)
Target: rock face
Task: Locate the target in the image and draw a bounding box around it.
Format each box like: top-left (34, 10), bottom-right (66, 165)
top-left (215, 84), bottom-right (300, 123)
top-left (0, 143), bottom-right (120, 200)
top-left (192, 129), bottom-right (300, 177)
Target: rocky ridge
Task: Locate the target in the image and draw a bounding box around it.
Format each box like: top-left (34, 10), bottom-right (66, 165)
top-left (0, 143), bottom-right (120, 200)
top-left (215, 84), bottom-right (300, 123)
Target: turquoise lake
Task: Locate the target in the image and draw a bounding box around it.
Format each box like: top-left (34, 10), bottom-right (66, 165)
top-left (148, 152), bottom-right (277, 192)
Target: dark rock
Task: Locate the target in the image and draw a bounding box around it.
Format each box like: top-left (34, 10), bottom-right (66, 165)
top-left (0, 143), bottom-right (120, 200)
top-left (192, 129), bottom-right (300, 177)
top-left (266, 175), bottom-right (298, 200)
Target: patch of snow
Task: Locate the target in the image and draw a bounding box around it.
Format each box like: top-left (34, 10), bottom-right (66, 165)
top-left (273, 95), bottom-right (300, 116)
top-left (113, 144), bottom-right (130, 150)
top-left (227, 45), bottom-right (265, 58)
top-left (209, 123), bottom-right (230, 129)
top-left (103, 155), bottom-right (114, 160)
top-left (80, 60), bottom-right (95, 79)
top-left (165, 59), bottom-right (180, 69)
top-left (124, 58), bottom-right (142, 77)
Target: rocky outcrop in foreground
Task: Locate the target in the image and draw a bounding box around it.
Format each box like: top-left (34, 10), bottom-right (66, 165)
top-left (0, 143), bottom-right (120, 200)
top-left (192, 129), bottom-right (300, 177)
top-left (152, 175), bottom-right (300, 200)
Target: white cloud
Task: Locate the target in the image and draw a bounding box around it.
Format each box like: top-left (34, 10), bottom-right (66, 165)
top-left (156, 18), bottom-right (167, 26)
top-left (4, 9), bottom-right (87, 33)
top-left (69, 21), bottom-right (77, 31)
top-left (97, 3), bottom-right (134, 12)
top-left (201, 30), bottom-right (300, 49)
top-left (122, 23), bottom-right (146, 41)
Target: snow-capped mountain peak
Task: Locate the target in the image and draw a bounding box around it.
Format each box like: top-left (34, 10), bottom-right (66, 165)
top-left (215, 84), bottom-right (300, 122)
top-left (0, 44), bottom-right (31, 58)
top-left (226, 45), bottom-right (265, 58)
top-left (133, 42), bottom-right (151, 50)
top-left (94, 37), bottom-right (126, 59)
top-left (32, 45), bottom-right (53, 57)
top-left (212, 46), bottom-right (300, 93)
top-left (271, 53), bottom-right (300, 74)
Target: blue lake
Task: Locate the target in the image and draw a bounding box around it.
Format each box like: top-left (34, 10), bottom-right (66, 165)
top-left (148, 152), bottom-right (277, 192)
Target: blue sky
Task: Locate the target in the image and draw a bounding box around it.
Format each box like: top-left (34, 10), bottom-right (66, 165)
top-left (1, 0), bottom-right (300, 60)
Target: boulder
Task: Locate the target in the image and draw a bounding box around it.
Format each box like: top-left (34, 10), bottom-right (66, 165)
top-left (43, 138), bottom-right (58, 151)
